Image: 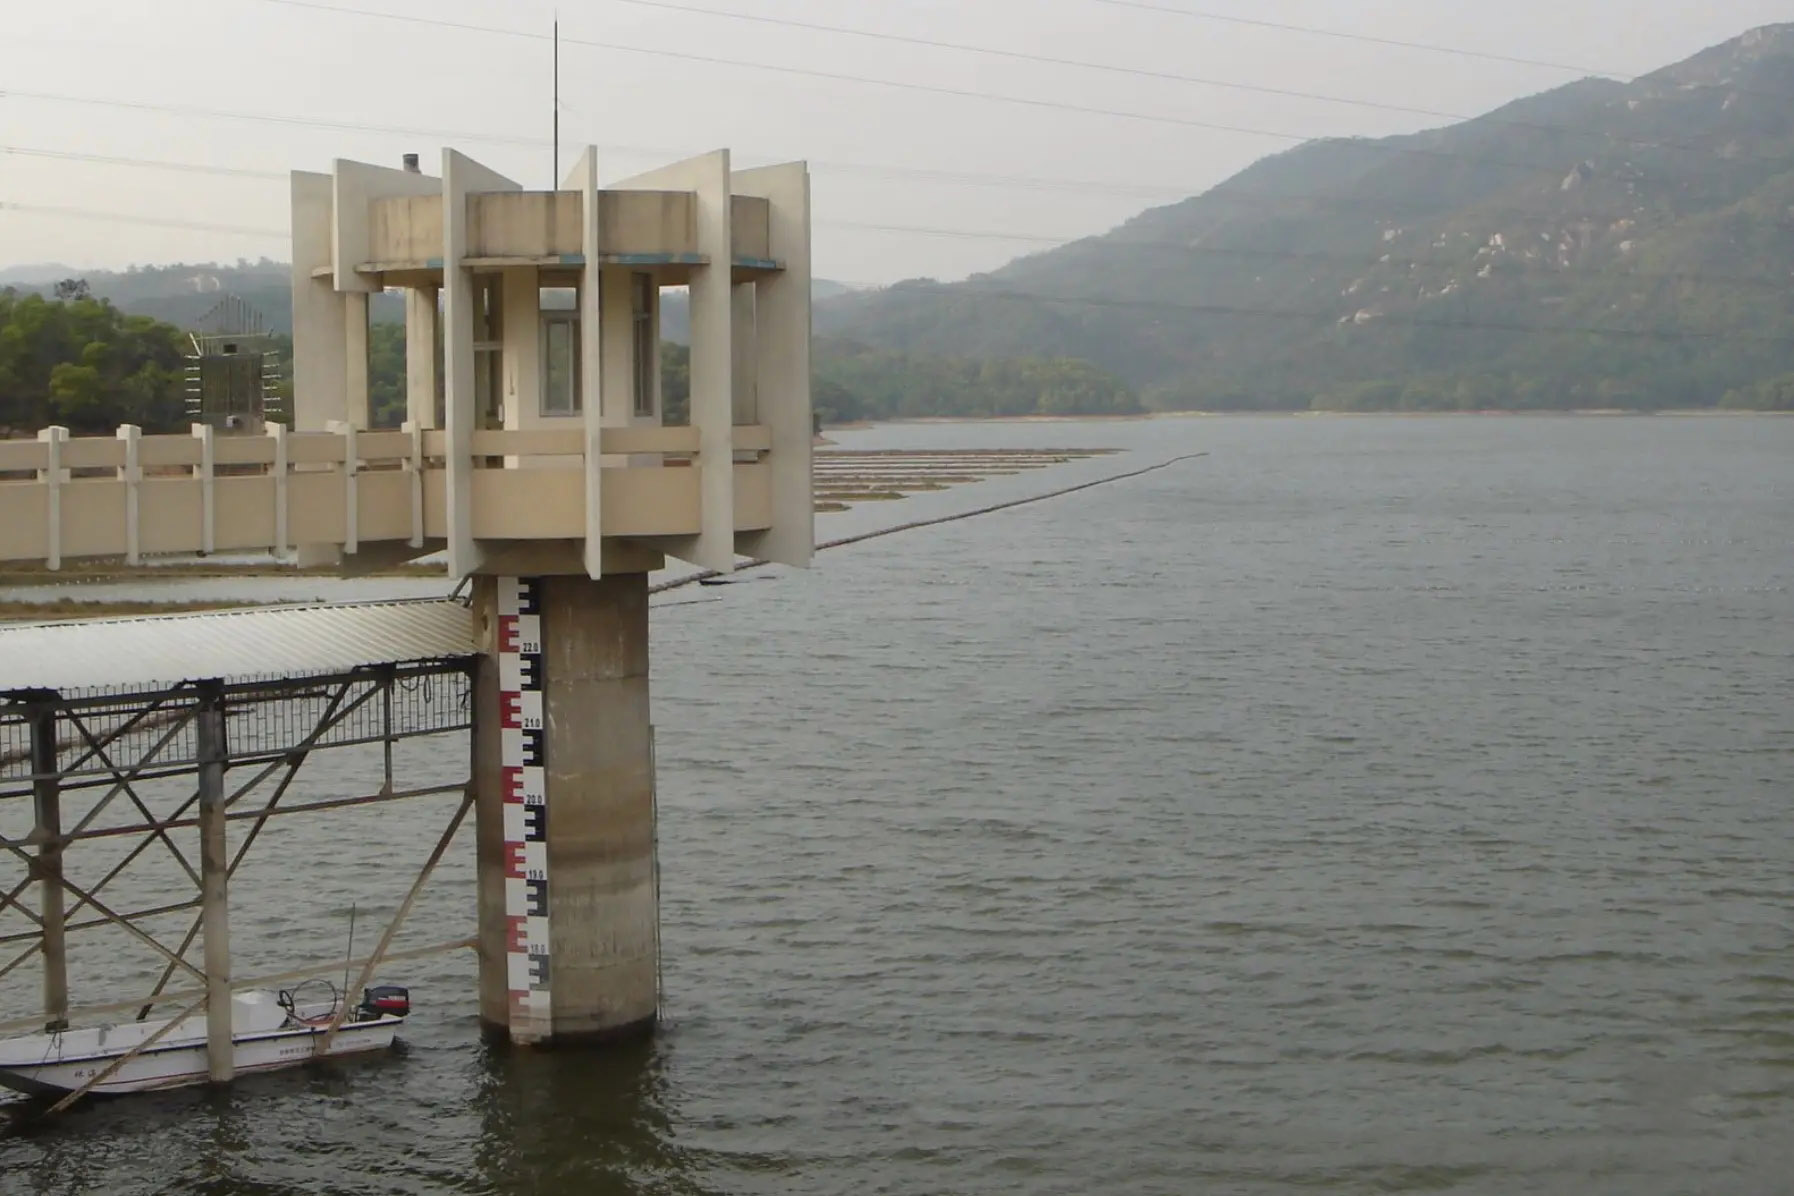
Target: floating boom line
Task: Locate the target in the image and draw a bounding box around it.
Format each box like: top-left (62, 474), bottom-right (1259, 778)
top-left (651, 451), bottom-right (1209, 596)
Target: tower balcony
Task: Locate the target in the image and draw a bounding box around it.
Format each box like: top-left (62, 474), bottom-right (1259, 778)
top-left (0, 422), bottom-right (776, 573)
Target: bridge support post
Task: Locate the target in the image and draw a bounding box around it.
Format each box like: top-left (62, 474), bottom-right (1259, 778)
top-left (475, 573), bottom-right (659, 1046)
top-left (196, 681), bottom-right (234, 1084)
top-left (29, 701), bottom-right (68, 1032)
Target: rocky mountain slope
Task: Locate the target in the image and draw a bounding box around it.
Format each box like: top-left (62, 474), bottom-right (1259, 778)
top-left (816, 24), bottom-right (1794, 410)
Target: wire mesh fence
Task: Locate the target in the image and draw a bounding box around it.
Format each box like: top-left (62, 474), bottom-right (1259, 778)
top-left (0, 664), bottom-right (472, 795)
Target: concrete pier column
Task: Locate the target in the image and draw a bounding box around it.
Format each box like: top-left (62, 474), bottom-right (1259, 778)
top-left (345, 292), bottom-right (371, 430)
top-left (475, 573), bottom-right (658, 1045)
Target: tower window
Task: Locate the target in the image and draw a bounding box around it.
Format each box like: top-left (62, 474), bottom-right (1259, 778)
top-left (632, 273), bottom-right (655, 418)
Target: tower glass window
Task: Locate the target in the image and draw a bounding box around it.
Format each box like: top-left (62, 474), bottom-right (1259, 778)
top-left (472, 274), bottom-right (503, 428)
top-left (540, 287), bottom-right (580, 416)
top-left (632, 273), bottom-right (655, 418)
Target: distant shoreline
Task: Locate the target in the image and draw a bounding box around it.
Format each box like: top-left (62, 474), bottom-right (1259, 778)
top-left (824, 409), bottom-right (1791, 428)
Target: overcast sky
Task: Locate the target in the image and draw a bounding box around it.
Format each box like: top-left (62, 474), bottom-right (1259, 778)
top-left (2, 0), bottom-right (1790, 284)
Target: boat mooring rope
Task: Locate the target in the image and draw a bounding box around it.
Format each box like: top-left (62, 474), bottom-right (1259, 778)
top-left (650, 451), bottom-right (1208, 597)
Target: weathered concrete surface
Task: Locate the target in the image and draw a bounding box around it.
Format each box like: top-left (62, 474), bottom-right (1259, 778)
top-left (540, 573), bottom-right (658, 1042)
top-left (474, 573), bottom-right (658, 1044)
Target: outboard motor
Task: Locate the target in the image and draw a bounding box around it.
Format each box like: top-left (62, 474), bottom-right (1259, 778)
top-left (359, 985), bottom-right (411, 1020)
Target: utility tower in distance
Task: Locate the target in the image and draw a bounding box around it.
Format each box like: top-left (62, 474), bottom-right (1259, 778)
top-left (186, 294), bottom-right (286, 433)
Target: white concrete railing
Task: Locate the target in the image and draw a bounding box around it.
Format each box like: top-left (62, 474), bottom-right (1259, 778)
top-left (0, 423), bottom-right (775, 568)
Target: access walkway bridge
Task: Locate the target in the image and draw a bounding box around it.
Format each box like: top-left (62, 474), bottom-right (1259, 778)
top-left (0, 425), bottom-right (776, 570)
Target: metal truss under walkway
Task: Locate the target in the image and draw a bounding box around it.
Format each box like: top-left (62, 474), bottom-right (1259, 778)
top-left (0, 600), bottom-right (478, 1107)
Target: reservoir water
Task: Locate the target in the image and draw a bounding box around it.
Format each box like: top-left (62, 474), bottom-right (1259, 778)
top-left (2, 414), bottom-right (1790, 1194)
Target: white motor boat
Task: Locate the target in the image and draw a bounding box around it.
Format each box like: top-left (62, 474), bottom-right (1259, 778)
top-left (0, 984), bottom-right (410, 1099)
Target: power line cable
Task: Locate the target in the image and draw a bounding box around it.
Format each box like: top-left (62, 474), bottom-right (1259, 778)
top-left (0, 201), bottom-right (285, 239)
top-left (240, 2), bottom-right (1356, 148)
top-left (9, 139), bottom-right (1758, 236)
top-left (608, 0), bottom-right (1577, 120)
top-left (2, 142), bottom-right (1394, 221)
top-left (226, 0), bottom-right (1771, 180)
top-left (649, 451), bottom-right (1211, 594)
top-left (8, 151), bottom-right (1791, 295)
top-left (1080, 1), bottom-right (1794, 111)
top-left (0, 146), bottom-right (287, 180)
top-left (254, 0), bottom-right (1658, 84)
top-left (1080, 0), bottom-right (1622, 77)
top-left (17, 1), bottom-right (1791, 205)
top-left (7, 198), bottom-right (1784, 348)
top-left (252, 0), bottom-right (547, 42)
top-left (0, 88), bottom-right (546, 150)
top-left (0, 139), bottom-right (1712, 231)
top-left (587, 0), bottom-right (1785, 167)
top-left (8, 3), bottom-right (1776, 222)
top-left (0, 105), bottom-right (1208, 201)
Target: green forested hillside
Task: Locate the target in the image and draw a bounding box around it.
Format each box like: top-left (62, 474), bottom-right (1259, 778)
top-left (656, 340), bottom-right (1141, 424)
top-left (657, 279), bottom-right (856, 344)
top-left (7, 264), bottom-right (849, 342)
top-left (815, 24), bottom-right (1794, 412)
top-left (0, 287), bottom-right (1139, 433)
top-left (0, 288), bottom-right (189, 434)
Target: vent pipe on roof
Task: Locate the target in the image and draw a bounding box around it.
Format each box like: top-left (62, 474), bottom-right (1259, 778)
top-left (402, 153), bottom-right (420, 173)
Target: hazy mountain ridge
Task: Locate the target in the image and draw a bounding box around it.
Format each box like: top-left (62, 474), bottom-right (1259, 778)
top-left (3, 263), bottom-right (1124, 425)
top-left (650, 279), bottom-right (857, 344)
top-left (3, 260), bottom-right (303, 331)
top-left (15, 26), bottom-right (1794, 420)
top-left (0, 264), bottom-right (84, 285)
top-left (815, 24), bottom-right (1794, 410)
